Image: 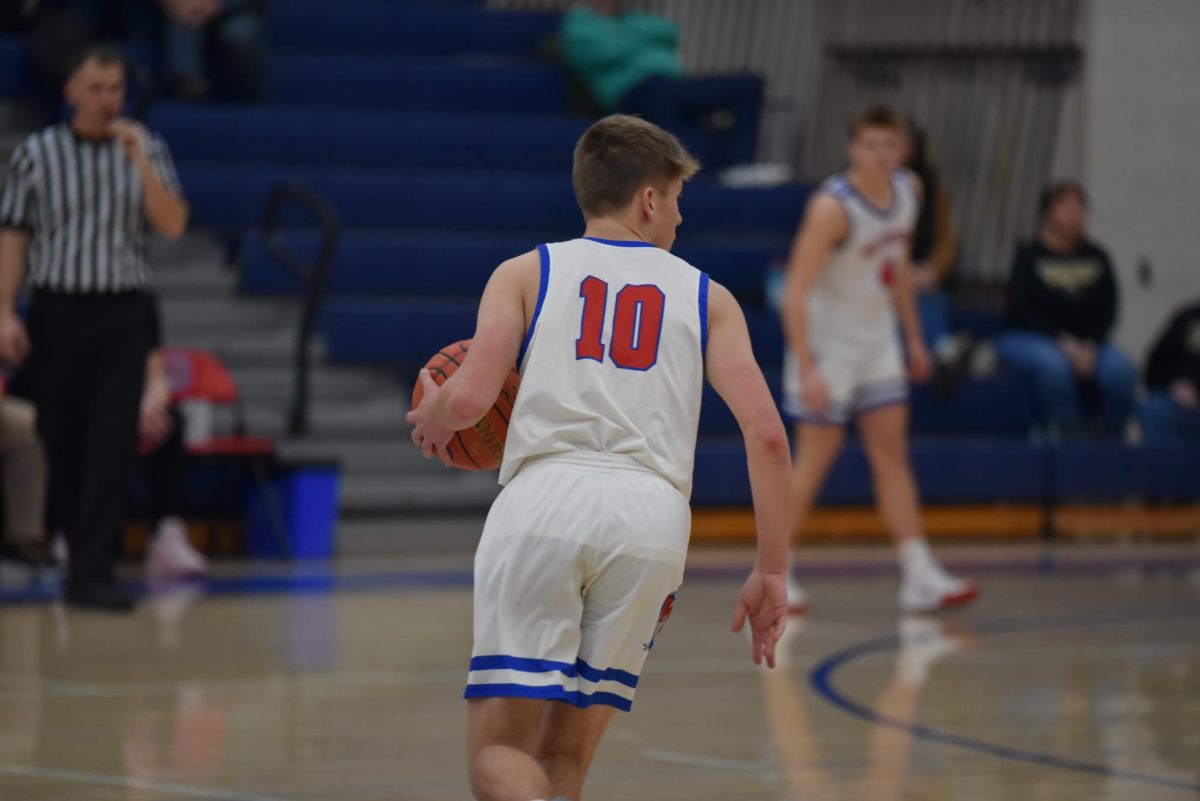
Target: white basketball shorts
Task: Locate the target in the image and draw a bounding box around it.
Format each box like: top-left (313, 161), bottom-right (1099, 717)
top-left (783, 326), bottom-right (908, 425)
top-left (465, 452), bottom-right (689, 712)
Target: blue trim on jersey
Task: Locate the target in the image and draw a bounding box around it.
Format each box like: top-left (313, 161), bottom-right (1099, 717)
top-left (463, 683), bottom-right (634, 712)
top-left (698, 272), bottom-right (711, 358)
top-left (518, 244), bottom-right (551, 367)
top-left (840, 172), bottom-right (899, 221)
top-left (469, 655), bottom-right (640, 689)
top-left (583, 237), bottom-right (656, 248)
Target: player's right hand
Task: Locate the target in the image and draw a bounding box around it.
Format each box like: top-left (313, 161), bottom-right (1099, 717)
top-left (406, 369), bottom-right (455, 466)
top-left (0, 314), bottom-right (30, 366)
top-left (732, 570), bottom-right (788, 669)
top-left (800, 365), bottom-right (829, 415)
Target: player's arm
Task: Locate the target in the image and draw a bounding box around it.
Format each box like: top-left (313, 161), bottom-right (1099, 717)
top-left (781, 193), bottom-right (845, 412)
top-left (892, 170), bottom-right (931, 382)
top-left (705, 280), bottom-right (791, 668)
top-left (407, 250), bottom-right (536, 459)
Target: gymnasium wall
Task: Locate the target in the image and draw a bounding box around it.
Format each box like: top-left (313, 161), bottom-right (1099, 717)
top-left (1081, 0), bottom-right (1200, 358)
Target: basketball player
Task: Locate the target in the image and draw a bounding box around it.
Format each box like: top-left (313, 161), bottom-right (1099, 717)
top-left (782, 105), bottom-right (978, 614)
top-left (408, 114), bottom-right (791, 801)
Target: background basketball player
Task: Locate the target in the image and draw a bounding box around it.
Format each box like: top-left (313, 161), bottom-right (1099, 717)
top-left (408, 114), bottom-right (791, 801)
top-left (781, 105), bottom-right (978, 614)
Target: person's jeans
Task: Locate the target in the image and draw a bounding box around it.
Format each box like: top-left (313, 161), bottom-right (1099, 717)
top-left (1139, 390), bottom-right (1200, 445)
top-left (994, 331), bottom-right (1136, 435)
top-left (619, 74), bottom-right (764, 171)
top-left (166, 0), bottom-right (266, 101)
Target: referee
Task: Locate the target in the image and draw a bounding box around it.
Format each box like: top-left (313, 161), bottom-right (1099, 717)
top-left (0, 44), bottom-right (188, 611)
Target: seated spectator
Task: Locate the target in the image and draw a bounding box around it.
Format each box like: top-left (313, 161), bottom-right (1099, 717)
top-left (995, 182), bottom-right (1136, 438)
top-left (0, 383), bottom-right (53, 567)
top-left (140, 301), bottom-right (208, 578)
top-left (1140, 299), bottom-right (1200, 444)
top-left (159, 0), bottom-right (267, 102)
top-left (560, 0), bottom-right (766, 176)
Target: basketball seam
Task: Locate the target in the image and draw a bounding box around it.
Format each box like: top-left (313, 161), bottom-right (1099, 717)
top-left (454, 431), bottom-right (484, 469)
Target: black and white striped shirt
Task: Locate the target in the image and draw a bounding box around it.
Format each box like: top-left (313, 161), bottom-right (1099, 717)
top-left (0, 124), bottom-right (184, 293)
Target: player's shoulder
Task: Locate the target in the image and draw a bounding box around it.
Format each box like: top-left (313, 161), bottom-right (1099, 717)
top-left (492, 248), bottom-right (540, 282)
top-left (819, 173), bottom-right (855, 203)
top-left (805, 184), bottom-right (851, 229)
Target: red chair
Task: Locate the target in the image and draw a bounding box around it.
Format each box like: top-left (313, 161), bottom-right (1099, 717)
top-left (159, 347), bottom-right (274, 457)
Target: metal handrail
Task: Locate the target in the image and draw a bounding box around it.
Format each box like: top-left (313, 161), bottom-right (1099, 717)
top-left (259, 182), bottom-right (340, 436)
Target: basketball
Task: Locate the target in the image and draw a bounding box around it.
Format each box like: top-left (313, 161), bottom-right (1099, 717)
top-left (411, 340), bottom-right (520, 471)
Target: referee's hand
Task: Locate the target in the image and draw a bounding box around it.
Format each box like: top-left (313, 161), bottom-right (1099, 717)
top-left (109, 119), bottom-right (148, 161)
top-left (0, 314), bottom-right (29, 366)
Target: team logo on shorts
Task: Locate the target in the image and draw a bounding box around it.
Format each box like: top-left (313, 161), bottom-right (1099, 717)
top-left (643, 592), bottom-right (676, 652)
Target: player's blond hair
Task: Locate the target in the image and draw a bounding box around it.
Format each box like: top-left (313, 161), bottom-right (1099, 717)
top-left (572, 114), bottom-right (700, 219)
top-left (847, 104), bottom-right (903, 139)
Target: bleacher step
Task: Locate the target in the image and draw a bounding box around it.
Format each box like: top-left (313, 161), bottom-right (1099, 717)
top-left (338, 473), bottom-right (499, 515)
top-left (336, 515), bottom-right (486, 555)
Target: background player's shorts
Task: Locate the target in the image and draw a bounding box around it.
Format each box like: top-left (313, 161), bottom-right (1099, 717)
top-left (465, 452), bottom-right (689, 712)
top-left (783, 329), bottom-right (908, 425)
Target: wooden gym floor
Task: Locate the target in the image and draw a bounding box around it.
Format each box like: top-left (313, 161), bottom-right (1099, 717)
top-left (1, 542), bottom-right (1198, 800)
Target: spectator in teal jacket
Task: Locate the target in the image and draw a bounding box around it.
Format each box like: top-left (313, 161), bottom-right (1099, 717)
top-left (560, 1), bottom-right (764, 173)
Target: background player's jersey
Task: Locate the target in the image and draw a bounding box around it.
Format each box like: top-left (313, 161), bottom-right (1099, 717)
top-left (499, 238), bottom-right (709, 498)
top-left (809, 169), bottom-right (918, 341)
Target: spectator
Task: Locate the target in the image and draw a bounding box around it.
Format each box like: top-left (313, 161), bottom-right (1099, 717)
top-left (560, 0), bottom-right (765, 175)
top-left (0, 386), bottom-right (53, 566)
top-left (0, 44), bottom-right (188, 611)
top-left (1140, 300), bottom-right (1200, 444)
top-left (140, 302), bottom-right (208, 577)
top-left (995, 182), bottom-right (1136, 438)
top-left (903, 121), bottom-right (965, 366)
top-left (159, 0), bottom-right (267, 102)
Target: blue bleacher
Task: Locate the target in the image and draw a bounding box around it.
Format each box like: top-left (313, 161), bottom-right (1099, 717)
top-left (271, 4), bottom-right (561, 58)
top-left (694, 439), bottom-right (1053, 506)
top-left (269, 55), bottom-right (568, 113)
top-left (182, 165), bottom-right (811, 235)
top-left (0, 37), bottom-right (28, 98)
top-left (238, 230), bottom-right (788, 300)
top-left (152, 105), bottom-right (588, 173)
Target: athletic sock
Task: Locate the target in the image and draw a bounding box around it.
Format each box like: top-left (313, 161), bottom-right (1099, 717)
top-left (899, 538), bottom-right (940, 581)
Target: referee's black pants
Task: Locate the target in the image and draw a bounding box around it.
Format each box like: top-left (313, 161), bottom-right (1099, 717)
top-left (27, 291), bottom-right (152, 587)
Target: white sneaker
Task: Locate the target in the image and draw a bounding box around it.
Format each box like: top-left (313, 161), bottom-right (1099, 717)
top-left (147, 519), bottom-right (208, 578)
top-left (787, 570), bottom-right (809, 615)
top-left (898, 570), bottom-right (978, 613)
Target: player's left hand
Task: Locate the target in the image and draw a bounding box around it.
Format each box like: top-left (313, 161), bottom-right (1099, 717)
top-left (907, 339), bottom-right (932, 384)
top-left (109, 118), bottom-right (148, 161)
top-left (732, 570), bottom-right (788, 669)
top-left (406, 369), bottom-right (454, 466)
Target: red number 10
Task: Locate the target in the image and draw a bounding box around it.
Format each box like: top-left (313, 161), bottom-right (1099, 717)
top-left (575, 276), bottom-right (665, 371)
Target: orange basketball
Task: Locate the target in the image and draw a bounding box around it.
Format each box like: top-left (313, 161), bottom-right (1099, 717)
top-left (411, 339), bottom-right (520, 471)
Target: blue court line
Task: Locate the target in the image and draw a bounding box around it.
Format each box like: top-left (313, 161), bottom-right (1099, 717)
top-left (810, 610), bottom-right (1200, 795)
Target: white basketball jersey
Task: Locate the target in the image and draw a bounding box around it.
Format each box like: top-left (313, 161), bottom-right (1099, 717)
top-left (809, 169), bottom-right (918, 338)
top-left (499, 238), bottom-right (709, 497)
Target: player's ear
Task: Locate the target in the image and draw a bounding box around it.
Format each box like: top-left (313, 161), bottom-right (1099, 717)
top-left (638, 185), bottom-right (656, 220)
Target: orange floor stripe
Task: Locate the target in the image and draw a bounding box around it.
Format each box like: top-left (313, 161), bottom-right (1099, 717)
top-left (692, 504), bottom-right (1200, 542)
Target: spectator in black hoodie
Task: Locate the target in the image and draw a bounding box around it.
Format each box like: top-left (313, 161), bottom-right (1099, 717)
top-left (1140, 300), bottom-right (1200, 444)
top-left (995, 182), bottom-right (1136, 437)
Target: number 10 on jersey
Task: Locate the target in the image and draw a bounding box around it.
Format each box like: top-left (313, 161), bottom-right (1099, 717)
top-left (575, 276), bottom-right (665, 371)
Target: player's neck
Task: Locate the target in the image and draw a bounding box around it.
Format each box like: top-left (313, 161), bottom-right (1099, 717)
top-left (846, 168), bottom-right (893, 205)
top-left (582, 218), bottom-right (651, 245)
